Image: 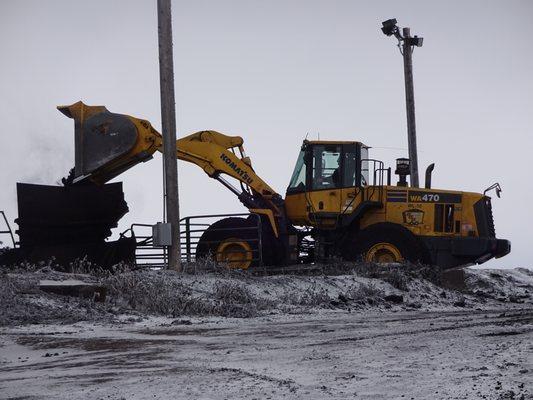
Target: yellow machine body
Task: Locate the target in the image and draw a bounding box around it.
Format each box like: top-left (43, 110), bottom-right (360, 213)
top-left (58, 101), bottom-right (510, 269)
top-left (286, 187), bottom-right (483, 238)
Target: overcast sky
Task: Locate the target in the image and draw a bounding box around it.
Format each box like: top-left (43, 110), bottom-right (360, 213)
top-left (1, 0), bottom-right (531, 268)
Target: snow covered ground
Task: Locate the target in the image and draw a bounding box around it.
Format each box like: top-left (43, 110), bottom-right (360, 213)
top-left (1, 266), bottom-right (532, 399)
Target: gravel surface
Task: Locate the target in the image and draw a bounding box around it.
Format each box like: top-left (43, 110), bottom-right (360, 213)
top-left (0, 265), bottom-right (532, 399)
top-left (1, 308), bottom-right (532, 399)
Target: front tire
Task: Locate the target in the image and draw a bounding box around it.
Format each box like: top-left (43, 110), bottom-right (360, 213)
top-left (195, 217), bottom-right (258, 269)
top-left (195, 215), bottom-right (282, 269)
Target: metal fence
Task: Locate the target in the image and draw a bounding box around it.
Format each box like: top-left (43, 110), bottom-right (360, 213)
top-left (180, 213), bottom-right (262, 266)
top-left (0, 211), bottom-right (16, 248)
top-left (124, 213), bottom-right (263, 269)
top-left (120, 223), bottom-right (168, 268)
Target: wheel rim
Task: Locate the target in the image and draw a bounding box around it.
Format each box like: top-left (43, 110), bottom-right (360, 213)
top-left (365, 242), bottom-right (403, 263)
top-left (216, 238), bottom-right (253, 269)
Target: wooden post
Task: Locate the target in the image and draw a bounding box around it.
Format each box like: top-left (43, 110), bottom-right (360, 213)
top-left (157, 0), bottom-right (181, 271)
top-left (402, 27), bottom-right (420, 188)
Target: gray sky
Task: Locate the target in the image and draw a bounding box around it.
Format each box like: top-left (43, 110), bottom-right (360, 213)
top-left (1, 0), bottom-right (531, 268)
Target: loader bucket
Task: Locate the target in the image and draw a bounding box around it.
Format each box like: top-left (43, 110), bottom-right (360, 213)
top-left (58, 101), bottom-right (138, 178)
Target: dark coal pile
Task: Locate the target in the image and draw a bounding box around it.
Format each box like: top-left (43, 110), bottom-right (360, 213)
top-left (0, 182), bottom-right (135, 270)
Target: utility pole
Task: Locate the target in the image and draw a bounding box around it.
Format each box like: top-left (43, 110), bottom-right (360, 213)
top-left (402, 27), bottom-right (419, 188)
top-left (157, 0), bottom-right (181, 271)
top-left (381, 19), bottom-right (423, 187)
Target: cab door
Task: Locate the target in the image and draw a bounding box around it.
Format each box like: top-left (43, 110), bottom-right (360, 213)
top-left (305, 144), bottom-right (343, 227)
top-left (285, 148), bottom-right (309, 225)
top-left (339, 143), bottom-right (363, 215)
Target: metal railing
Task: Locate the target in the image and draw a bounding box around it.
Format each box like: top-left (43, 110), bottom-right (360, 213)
top-left (180, 213), bottom-right (262, 266)
top-left (122, 212), bottom-right (263, 269)
top-left (340, 159), bottom-right (387, 217)
top-left (362, 158), bottom-right (387, 204)
top-left (0, 211), bottom-right (16, 248)
top-left (120, 223), bottom-right (167, 268)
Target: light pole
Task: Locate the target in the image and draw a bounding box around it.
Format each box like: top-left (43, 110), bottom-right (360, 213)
top-left (381, 18), bottom-right (423, 188)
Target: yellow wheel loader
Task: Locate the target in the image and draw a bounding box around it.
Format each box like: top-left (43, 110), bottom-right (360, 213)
top-left (58, 101), bottom-right (510, 270)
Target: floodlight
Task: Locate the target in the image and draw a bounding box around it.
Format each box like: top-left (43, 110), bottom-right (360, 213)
top-left (395, 158), bottom-right (410, 176)
top-left (381, 18), bottom-right (398, 36)
top-left (407, 35), bottom-right (424, 47)
top-left (395, 157), bottom-right (410, 187)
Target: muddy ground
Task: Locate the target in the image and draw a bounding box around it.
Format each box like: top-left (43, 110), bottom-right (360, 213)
top-left (0, 265), bottom-right (532, 399)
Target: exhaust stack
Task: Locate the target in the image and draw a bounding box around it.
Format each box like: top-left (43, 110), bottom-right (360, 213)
top-left (425, 163), bottom-right (435, 189)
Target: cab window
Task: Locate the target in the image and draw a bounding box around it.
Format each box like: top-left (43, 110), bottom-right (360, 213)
top-left (343, 146), bottom-right (357, 187)
top-left (312, 145), bottom-right (341, 190)
top-left (287, 150), bottom-right (307, 192)
top-left (342, 144), bottom-right (366, 188)
top-left (361, 146), bottom-right (369, 186)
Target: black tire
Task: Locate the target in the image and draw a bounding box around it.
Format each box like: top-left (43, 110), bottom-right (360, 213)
top-left (342, 222), bottom-right (427, 264)
top-left (195, 217), bottom-right (256, 265)
top-left (196, 216), bottom-right (279, 267)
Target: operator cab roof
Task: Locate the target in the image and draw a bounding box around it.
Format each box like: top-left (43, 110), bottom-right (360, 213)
top-left (304, 140), bottom-right (369, 148)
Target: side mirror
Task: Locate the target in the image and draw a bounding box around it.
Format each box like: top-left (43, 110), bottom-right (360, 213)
top-left (483, 183), bottom-right (502, 198)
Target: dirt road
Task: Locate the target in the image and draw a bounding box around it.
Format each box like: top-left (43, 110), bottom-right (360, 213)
top-left (1, 307), bottom-right (532, 399)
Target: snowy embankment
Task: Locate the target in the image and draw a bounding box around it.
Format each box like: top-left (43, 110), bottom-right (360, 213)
top-left (1, 263), bottom-right (532, 326)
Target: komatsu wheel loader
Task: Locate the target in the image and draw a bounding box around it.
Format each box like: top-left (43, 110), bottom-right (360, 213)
top-left (58, 101), bottom-right (510, 270)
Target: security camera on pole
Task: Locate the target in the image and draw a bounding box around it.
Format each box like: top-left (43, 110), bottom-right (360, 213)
top-left (381, 18), bottom-right (423, 188)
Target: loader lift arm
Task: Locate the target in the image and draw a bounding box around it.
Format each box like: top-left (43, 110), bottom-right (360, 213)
top-left (58, 101), bottom-right (285, 234)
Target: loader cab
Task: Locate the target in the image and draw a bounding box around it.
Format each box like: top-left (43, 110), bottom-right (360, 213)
top-left (285, 140), bottom-right (370, 226)
top-left (286, 140), bottom-right (369, 194)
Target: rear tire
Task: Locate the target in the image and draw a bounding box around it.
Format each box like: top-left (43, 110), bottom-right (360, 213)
top-left (342, 223), bottom-right (427, 264)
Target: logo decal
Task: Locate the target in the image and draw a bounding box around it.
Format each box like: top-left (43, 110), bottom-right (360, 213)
top-left (220, 153), bottom-right (254, 185)
top-left (408, 191), bottom-right (462, 204)
top-left (403, 209), bottom-right (425, 226)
